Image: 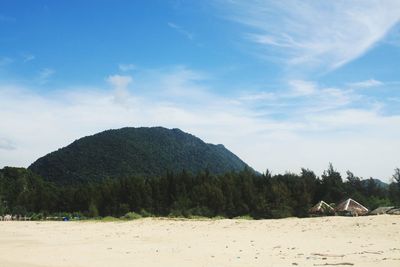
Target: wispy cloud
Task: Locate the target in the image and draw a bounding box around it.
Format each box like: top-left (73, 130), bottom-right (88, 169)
top-left (289, 80), bottom-right (317, 96)
top-left (238, 79), bottom-right (354, 118)
top-left (22, 53), bottom-right (36, 63)
top-left (218, 0), bottom-right (400, 71)
top-left (0, 57), bottom-right (13, 66)
top-left (118, 63), bottom-right (136, 72)
top-left (106, 74), bottom-right (133, 104)
top-left (0, 137), bottom-right (16, 151)
top-left (168, 22), bottom-right (194, 40)
top-left (1, 68), bottom-right (400, 180)
top-left (37, 68), bottom-right (55, 84)
top-left (107, 74), bottom-right (132, 89)
top-left (348, 79), bottom-right (383, 89)
top-left (239, 92), bottom-right (275, 102)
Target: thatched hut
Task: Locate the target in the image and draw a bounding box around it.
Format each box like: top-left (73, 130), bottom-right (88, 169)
top-left (387, 208), bottom-right (400, 215)
top-left (309, 200), bottom-right (335, 216)
top-left (335, 198), bottom-right (368, 216)
top-left (369, 206), bottom-right (395, 215)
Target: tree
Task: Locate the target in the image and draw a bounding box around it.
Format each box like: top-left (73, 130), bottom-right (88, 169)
top-left (88, 201), bottom-right (99, 217)
top-left (0, 196), bottom-right (6, 215)
top-left (393, 168), bottom-right (400, 184)
top-left (320, 163), bottom-right (344, 203)
top-left (390, 168), bottom-right (400, 205)
top-left (345, 170), bottom-right (362, 196)
top-left (346, 171), bottom-right (361, 185)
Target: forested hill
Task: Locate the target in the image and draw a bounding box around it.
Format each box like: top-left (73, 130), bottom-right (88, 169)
top-left (28, 127), bottom-right (251, 184)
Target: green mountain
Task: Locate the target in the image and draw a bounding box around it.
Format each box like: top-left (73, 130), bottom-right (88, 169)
top-left (28, 127), bottom-right (251, 184)
top-left (361, 178), bottom-right (389, 189)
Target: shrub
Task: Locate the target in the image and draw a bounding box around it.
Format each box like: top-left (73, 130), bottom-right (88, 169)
top-left (88, 202), bottom-right (99, 218)
top-left (101, 216), bottom-right (120, 222)
top-left (233, 215), bottom-right (254, 220)
top-left (139, 209), bottom-right (153, 217)
top-left (30, 213), bottom-right (44, 221)
top-left (122, 212), bottom-right (142, 220)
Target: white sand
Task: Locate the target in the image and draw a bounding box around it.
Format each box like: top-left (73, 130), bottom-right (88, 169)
top-left (0, 215), bottom-right (399, 267)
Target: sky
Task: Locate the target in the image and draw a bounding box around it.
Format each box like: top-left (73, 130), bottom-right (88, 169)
top-left (1, 0), bottom-right (400, 182)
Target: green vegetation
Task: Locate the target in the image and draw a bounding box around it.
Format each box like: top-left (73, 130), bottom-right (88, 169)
top-left (100, 216), bottom-right (121, 222)
top-left (1, 128), bottom-right (398, 220)
top-left (233, 215), bottom-right (254, 220)
top-left (1, 164), bottom-right (399, 220)
top-left (28, 127), bottom-right (250, 185)
top-left (122, 212), bottom-right (142, 220)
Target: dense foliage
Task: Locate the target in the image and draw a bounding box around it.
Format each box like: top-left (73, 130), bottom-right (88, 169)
top-left (29, 127), bottom-right (250, 185)
top-left (1, 164), bottom-right (399, 219)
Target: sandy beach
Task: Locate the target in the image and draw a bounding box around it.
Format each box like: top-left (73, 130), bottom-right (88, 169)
top-left (0, 215), bottom-right (399, 267)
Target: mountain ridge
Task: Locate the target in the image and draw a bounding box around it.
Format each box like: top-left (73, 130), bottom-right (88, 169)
top-left (28, 127), bottom-right (251, 184)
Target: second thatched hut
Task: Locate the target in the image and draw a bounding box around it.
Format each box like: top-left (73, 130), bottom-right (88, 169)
top-left (309, 200), bottom-right (335, 216)
top-left (335, 198), bottom-right (369, 216)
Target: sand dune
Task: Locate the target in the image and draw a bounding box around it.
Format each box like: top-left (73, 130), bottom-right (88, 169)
top-left (0, 215), bottom-right (399, 267)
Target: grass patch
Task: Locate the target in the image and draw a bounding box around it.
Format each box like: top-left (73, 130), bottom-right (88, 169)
top-left (100, 216), bottom-right (121, 222)
top-left (232, 215), bottom-right (254, 220)
top-left (122, 212), bottom-right (142, 220)
top-left (211, 215), bottom-right (226, 220)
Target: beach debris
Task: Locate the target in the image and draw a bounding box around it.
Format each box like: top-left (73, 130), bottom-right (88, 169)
top-left (313, 263), bottom-right (354, 266)
top-left (382, 257), bottom-right (400, 261)
top-left (311, 253), bottom-right (345, 258)
top-left (359, 251), bottom-right (383, 255)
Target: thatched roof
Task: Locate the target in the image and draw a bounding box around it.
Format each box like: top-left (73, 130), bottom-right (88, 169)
top-left (309, 200), bottom-right (334, 214)
top-left (387, 208), bottom-right (400, 215)
top-left (335, 198), bottom-right (369, 216)
top-left (369, 206), bottom-right (395, 215)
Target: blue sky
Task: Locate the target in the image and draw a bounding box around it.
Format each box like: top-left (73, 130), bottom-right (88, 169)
top-left (1, 0), bottom-right (400, 181)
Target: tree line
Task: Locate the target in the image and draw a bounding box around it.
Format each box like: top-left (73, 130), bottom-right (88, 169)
top-left (0, 164), bottom-right (399, 219)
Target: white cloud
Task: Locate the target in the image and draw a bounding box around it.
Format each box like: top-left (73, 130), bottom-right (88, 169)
top-left (289, 80), bottom-right (317, 96)
top-left (38, 68), bottom-right (55, 84)
top-left (107, 74), bottom-right (132, 89)
top-left (239, 92), bottom-right (276, 101)
top-left (0, 68), bottom-right (399, 181)
top-left (168, 22), bottom-right (194, 40)
top-left (118, 64), bottom-right (136, 72)
top-left (0, 57), bottom-right (13, 66)
top-left (0, 137), bottom-right (15, 151)
top-left (218, 0), bottom-right (400, 70)
top-left (106, 74), bottom-right (133, 104)
top-left (22, 54), bottom-right (35, 62)
top-left (254, 80), bottom-right (353, 115)
top-left (348, 79), bottom-right (383, 89)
